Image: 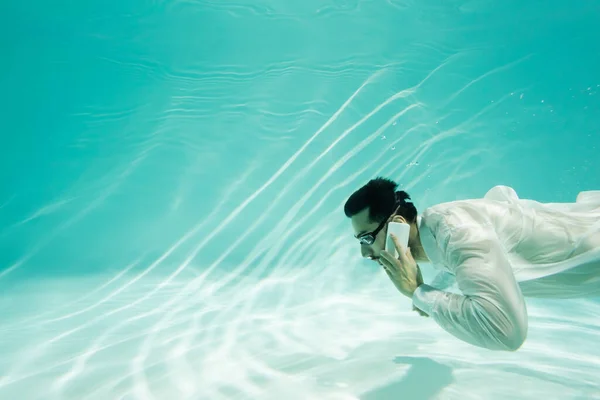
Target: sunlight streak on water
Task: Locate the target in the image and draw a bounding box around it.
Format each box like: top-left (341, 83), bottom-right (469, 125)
top-left (2, 58), bottom-right (600, 398)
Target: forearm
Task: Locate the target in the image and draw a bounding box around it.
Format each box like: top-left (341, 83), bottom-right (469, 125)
top-left (413, 284), bottom-right (528, 351)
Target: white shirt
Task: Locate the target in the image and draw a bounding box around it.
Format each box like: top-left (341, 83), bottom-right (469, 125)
top-left (412, 185), bottom-right (600, 351)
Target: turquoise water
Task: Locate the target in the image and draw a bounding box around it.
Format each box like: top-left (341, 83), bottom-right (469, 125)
top-left (1, 0), bottom-right (599, 399)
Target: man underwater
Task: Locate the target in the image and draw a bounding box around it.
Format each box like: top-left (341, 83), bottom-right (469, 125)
top-left (344, 177), bottom-right (600, 351)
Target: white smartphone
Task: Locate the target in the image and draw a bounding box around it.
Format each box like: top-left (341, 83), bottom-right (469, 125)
top-left (386, 221), bottom-right (410, 258)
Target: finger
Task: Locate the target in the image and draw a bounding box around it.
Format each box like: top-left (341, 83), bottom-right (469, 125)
top-left (405, 246), bottom-right (415, 261)
top-left (383, 264), bottom-right (393, 278)
top-left (382, 263), bottom-right (395, 280)
top-left (379, 250), bottom-right (396, 265)
top-left (379, 257), bottom-right (395, 273)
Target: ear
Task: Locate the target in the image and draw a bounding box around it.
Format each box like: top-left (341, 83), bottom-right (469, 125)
top-left (391, 215), bottom-right (407, 224)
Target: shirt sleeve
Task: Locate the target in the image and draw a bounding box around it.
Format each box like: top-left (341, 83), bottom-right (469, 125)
top-left (412, 208), bottom-right (528, 351)
top-left (429, 271), bottom-right (456, 291)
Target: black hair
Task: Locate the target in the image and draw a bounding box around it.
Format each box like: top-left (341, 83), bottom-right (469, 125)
top-left (343, 177), bottom-right (418, 223)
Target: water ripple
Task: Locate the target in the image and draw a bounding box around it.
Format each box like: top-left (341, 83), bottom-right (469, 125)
top-left (2, 1), bottom-right (599, 399)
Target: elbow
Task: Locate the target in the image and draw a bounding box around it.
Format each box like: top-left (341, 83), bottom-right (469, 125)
top-left (474, 300), bottom-right (528, 351)
top-left (495, 314), bottom-right (528, 351)
top-left (499, 326), bottom-right (527, 351)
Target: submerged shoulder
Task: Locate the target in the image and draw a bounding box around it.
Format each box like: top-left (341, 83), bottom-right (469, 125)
top-left (421, 200), bottom-right (469, 233)
top-left (423, 185), bottom-right (519, 218)
top-left (422, 198), bottom-right (479, 219)
top-left (422, 191), bottom-right (505, 230)
top-left (483, 185), bottom-right (520, 202)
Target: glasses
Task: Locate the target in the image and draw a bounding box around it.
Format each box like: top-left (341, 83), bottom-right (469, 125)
top-left (356, 217), bottom-right (388, 246)
top-left (355, 203), bottom-right (401, 246)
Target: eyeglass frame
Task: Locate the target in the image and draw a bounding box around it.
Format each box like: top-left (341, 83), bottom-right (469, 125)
top-left (355, 203), bottom-right (402, 246)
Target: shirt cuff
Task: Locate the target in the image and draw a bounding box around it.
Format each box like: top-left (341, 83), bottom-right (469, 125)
top-left (412, 284), bottom-right (441, 315)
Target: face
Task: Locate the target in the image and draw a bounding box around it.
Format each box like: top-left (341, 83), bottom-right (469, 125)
top-left (349, 208), bottom-right (386, 262)
top-left (351, 208), bottom-right (411, 263)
